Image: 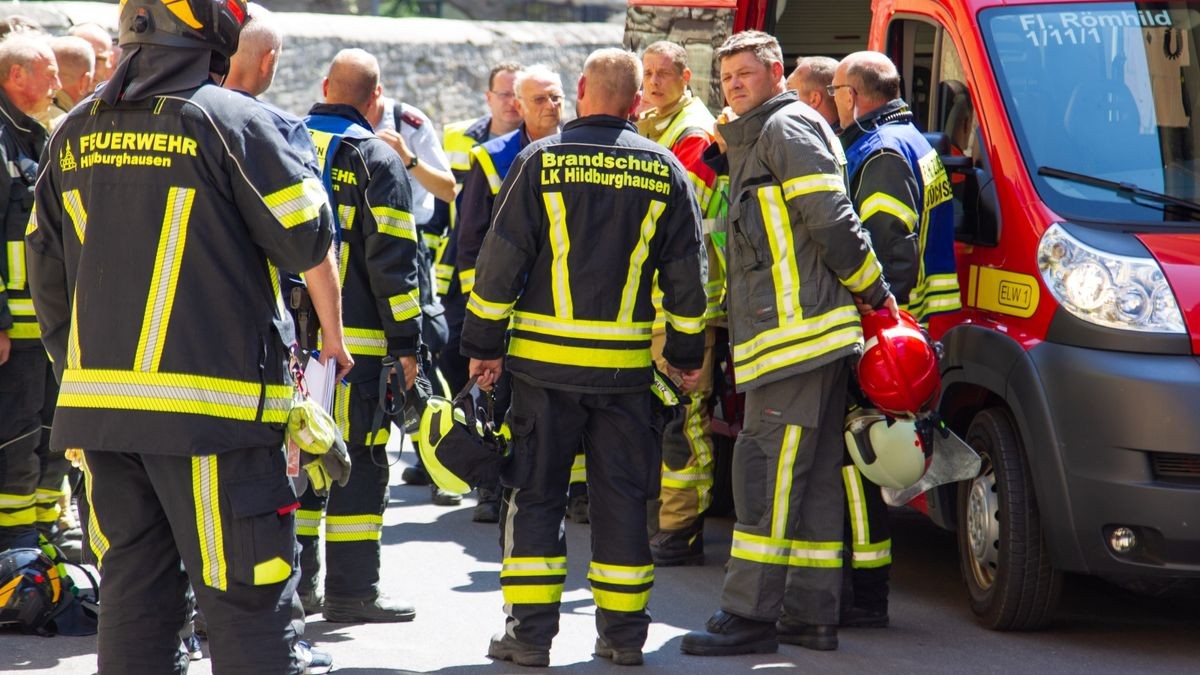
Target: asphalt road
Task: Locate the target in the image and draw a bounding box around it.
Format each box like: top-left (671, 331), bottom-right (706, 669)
top-left (5, 452), bottom-right (1198, 674)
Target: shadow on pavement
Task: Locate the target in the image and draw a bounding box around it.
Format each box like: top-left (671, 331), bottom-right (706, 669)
top-left (0, 631), bottom-right (98, 671)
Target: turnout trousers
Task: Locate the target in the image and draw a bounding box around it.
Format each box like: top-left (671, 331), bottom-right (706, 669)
top-left (720, 358), bottom-right (849, 625)
top-left (499, 377), bottom-right (660, 650)
top-left (297, 380), bottom-right (390, 598)
top-left (841, 457), bottom-right (892, 612)
top-left (0, 348), bottom-right (47, 550)
top-left (80, 446), bottom-right (303, 675)
top-left (34, 362), bottom-right (67, 534)
top-left (650, 327), bottom-right (716, 532)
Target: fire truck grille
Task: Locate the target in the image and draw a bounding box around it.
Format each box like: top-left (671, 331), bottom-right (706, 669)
top-left (1151, 453), bottom-right (1200, 484)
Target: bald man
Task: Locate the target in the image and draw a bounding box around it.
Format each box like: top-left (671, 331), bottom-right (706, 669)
top-left (35, 36), bottom-right (93, 132)
top-left (296, 48), bottom-right (423, 624)
top-left (786, 56), bottom-right (839, 128)
top-left (464, 48), bottom-right (706, 667)
top-left (67, 22), bottom-right (115, 88)
top-left (831, 50), bottom-right (960, 629)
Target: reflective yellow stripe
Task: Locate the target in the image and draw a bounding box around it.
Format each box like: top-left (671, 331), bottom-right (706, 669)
top-left (334, 382), bottom-right (350, 440)
top-left (730, 529), bottom-right (842, 568)
top-left (689, 171), bottom-right (715, 213)
top-left (592, 587), bottom-right (651, 612)
top-left (342, 327), bottom-right (387, 357)
top-left (296, 508), bottom-right (322, 537)
top-left (267, 261), bottom-right (288, 333)
top-left (192, 455), bottom-right (227, 590)
top-left (389, 289), bottom-right (420, 322)
top-left (459, 268), bottom-right (476, 295)
top-left (503, 583), bottom-right (564, 605)
top-left (372, 205), bottom-right (417, 241)
top-left (0, 492), bottom-right (35, 509)
top-left (6, 322), bottom-right (40, 339)
top-left (771, 425), bottom-right (802, 540)
top-left (6, 241), bottom-right (24, 290)
top-left (62, 190), bottom-right (87, 242)
top-left (587, 562), bottom-right (654, 586)
top-left (840, 251), bottom-right (883, 295)
top-left (781, 173), bottom-right (844, 199)
top-left (734, 326), bottom-right (862, 384)
top-left (501, 556), bottom-right (568, 578)
top-left (508, 337), bottom-right (650, 369)
top-left (135, 187), bottom-right (193, 373)
top-left (264, 177), bottom-right (326, 229)
top-left (434, 263), bottom-right (454, 295)
top-left (58, 369), bottom-right (292, 423)
top-left (338, 204), bottom-right (356, 231)
top-left (661, 468), bottom-right (714, 488)
top-left (852, 539), bottom-right (893, 568)
top-left (617, 200), bottom-right (665, 322)
top-left (860, 192), bottom-right (918, 232)
top-left (543, 192), bottom-right (573, 319)
top-left (732, 306), bottom-right (860, 365)
top-left (473, 146), bottom-right (504, 195)
top-left (467, 291), bottom-right (515, 322)
top-left (253, 557), bottom-right (292, 585)
top-left (7, 298), bottom-right (33, 316)
top-left (663, 309), bottom-right (705, 335)
top-left (78, 453), bottom-right (109, 565)
top-left (325, 514), bottom-right (383, 542)
top-left (570, 452), bottom-right (586, 484)
top-left (843, 465), bottom-right (869, 547)
top-left (443, 118), bottom-right (480, 172)
top-left (24, 204), bottom-right (36, 237)
top-left (758, 186), bottom-right (802, 326)
top-left (338, 242), bottom-right (350, 288)
top-left (0, 506), bottom-right (36, 527)
top-left (511, 311), bottom-right (651, 342)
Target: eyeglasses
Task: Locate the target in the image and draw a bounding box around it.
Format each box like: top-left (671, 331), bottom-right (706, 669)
top-left (825, 84), bottom-right (853, 96)
top-left (525, 94), bottom-right (565, 107)
top-left (489, 90), bottom-right (516, 101)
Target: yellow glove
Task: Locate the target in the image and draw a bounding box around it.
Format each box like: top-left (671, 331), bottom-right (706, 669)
top-left (287, 399), bottom-right (351, 496)
top-left (302, 435), bottom-right (351, 496)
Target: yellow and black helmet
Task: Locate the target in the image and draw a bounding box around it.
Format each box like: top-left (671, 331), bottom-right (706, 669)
top-left (119, 0), bottom-right (247, 57)
top-left (0, 548), bottom-right (63, 635)
top-left (418, 382), bottom-right (509, 495)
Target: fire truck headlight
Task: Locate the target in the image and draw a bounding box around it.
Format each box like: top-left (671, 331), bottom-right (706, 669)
top-left (1037, 224), bottom-right (1185, 333)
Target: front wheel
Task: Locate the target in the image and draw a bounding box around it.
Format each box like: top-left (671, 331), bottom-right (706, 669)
top-left (956, 408), bottom-right (1062, 630)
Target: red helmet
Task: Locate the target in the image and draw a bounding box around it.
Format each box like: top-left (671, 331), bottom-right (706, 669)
top-left (857, 309), bottom-right (940, 418)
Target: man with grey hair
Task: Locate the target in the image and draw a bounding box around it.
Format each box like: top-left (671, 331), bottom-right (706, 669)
top-left (786, 55), bottom-right (839, 128)
top-left (681, 31), bottom-right (894, 657)
top-left (464, 47), bottom-right (706, 667)
top-left (0, 34), bottom-right (59, 555)
top-left (67, 22), bottom-right (116, 88)
top-left (36, 36), bottom-right (93, 132)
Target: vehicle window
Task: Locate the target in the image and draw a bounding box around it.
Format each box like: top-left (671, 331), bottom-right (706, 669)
top-left (886, 19), bottom-right (938, 128)
top-left (982, 3), bottom-right (1200, 222)
top-left (623, 3), bottom-right (735, 113)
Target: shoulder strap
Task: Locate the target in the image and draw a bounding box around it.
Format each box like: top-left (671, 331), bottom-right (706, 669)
top-left (303, 113), bottom-right (375, 238)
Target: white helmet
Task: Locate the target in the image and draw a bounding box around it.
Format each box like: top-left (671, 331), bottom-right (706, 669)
top-left (844, 408), bottom-right (926, 489)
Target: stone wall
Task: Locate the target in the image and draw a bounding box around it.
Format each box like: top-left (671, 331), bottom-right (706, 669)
top-left (5, 2), bottom-right (625, 131)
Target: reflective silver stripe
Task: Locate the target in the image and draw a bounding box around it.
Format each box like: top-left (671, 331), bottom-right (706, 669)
top-left (6, 241), bottom-right (24, 290)
top-left (510, 312), bottom-right (651, 341)
top-left (264, 177), bottom-right (327, 229)
top-left (193, 455), bottom-right (227, 590)
top-left (63, 189), bottom-right (87, 242)
top-left (587, 564), bottom-right (654, 584)
top-left (136, 187), bottom-right (193, 372)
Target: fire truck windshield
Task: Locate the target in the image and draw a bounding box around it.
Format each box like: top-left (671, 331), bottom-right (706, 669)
top-left (983, 3), bottom-right (1200, 222)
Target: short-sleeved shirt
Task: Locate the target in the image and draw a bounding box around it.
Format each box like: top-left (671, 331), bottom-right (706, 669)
top-left (377, 97), bottom-right (450, 226)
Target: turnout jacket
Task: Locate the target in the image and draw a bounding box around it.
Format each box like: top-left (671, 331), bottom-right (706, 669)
top-left (432, 115), bottom-right (490, 302)
top-left (456, 124), bottom-right (531, 298)
top-left (305, 103), bottom-right (421, 384)
top-left (461, 115), bottom-right (707, 393)
top-left (721, 90), bottom-right (887, 389)
top-left (26, 83), bottom-right (334, 455)
top-left (842, 100), bottom-right (961, 324)
top-left (0, 88), bottom-right (48, 348)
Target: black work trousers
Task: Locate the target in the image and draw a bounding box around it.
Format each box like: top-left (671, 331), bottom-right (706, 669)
top-left (498, 377), bottom-right (660, 650)
top-left (841, 458), bottom-right (892, 612)
top-left (82, 446), bottom-right (303, 674)
top-left (0, 348), bottom-right (47, 550)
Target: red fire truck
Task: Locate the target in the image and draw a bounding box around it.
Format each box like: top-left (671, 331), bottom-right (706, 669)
top-left (627, 0), bottom-right (1200, 630)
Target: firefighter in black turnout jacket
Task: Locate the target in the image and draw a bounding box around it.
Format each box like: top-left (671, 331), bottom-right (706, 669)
top-left (296, 49), bottom-right (422, 624)
top-left (464, 49), bottom-right (707, 667)
top-left (25, 1), bottom-right (353, 671)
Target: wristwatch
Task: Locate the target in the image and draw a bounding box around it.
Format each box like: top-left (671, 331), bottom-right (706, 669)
top-left (406, 155), bottom-right (419, 169)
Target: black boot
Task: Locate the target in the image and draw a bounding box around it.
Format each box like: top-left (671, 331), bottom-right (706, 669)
top-left (776, 620), bottom-right (838, 650)
top-left (680, 610), bottom-right (778, 656)
top-left (594, 637), bottom-right (643, 666)
top-left (323, 591), bottom-right (416, 623)
top-left (472, 487), bottom-right (500, 523)
top-left (487, 632), bottom-right (550, 668)
top-left (650, 520), bottom-right (704, 567)
top-left (839, 604), bottom-right (889, 628)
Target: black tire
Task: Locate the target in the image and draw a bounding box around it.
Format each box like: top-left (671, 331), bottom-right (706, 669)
top-left (956, 407), bottom-right (1062, 630)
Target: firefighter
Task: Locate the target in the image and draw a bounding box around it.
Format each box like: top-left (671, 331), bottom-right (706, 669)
top-left (0, 35), bottom-right (60, 554)
top-left (828, 50), bottom-right (961, 628)
top-left (637, 40), bottom-right (725, 566)
top-left (26, 0), bottom-right (352, 671)
top-left (464, 48), bottom-right (707, 667)
top-left (455, 63), bottom-right (565, 524)
top-left (295, 48), bottom-right (423, 624)
top-left (785, 56), bottom-right (840, 131)
top-left (680, 32), bottom-right (895, 657)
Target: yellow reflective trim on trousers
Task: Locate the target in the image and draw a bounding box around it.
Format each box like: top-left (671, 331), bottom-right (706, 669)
top-left (6, 241), bottom-right (24, 290)
top-left (135, 187), bottom-right (194, 373)
top-left (326, 514), bottom-right (383, 542)
top-left (501, 556), bottom-right (568, 578)
top-left (459, 268), bottom-right (476, 295)
top-left (62, 189), bottom-right (87, 243)
top-left (78, 453), bottom-right (109, 566)
top-left (503, 583), bottom-right (563, 605)
top-left (735, 326), bottom-right (862, 384)
top-left (264, 177), bottom-right (327, 229)
top-left (467, 291), bottom-right (516, 322)
top-left (543, 192), bottom-right (573, 319)
top-left (587, 562), bottom-right (654, 585)
top-left (338, 204), bottom-right (356, 231)
top-left (342, 327), bottom-right (388, 357)
top-left (372, 206), bottom-right (417, 241)
top-left (6, 321), bottom-right (40, 339)
top-left (852, 539), bottom-right (893, 568)
top-left (7, 298), bottom-right (33, 316)
top-left (663, 310), bottom-right (705, 335)
top-left (592, 587), bottom-right (651, 612)
top-left (771, 425), bottom-right (802, 540)
top-left (511, 311), bottom-right (651, 342)
top-left (840, 251), bottom-right (883, 295)
top-left (617, 200), bottom-right (665, 322)
top-left (334, 382), bottom-right (351, 440)
top-left (58, 369), bottom-right (293, 423)
top-left (843, 465), bottom-right (870, 547)
top-left (296, 509), bottom-right (323, 537)
top-left (570, 452), bottom-right (586, 483)
top-left (730, 530), bottom-right (842, 568)
top-left (192, 455), bottom-right (227, 590)
top-left (0, 506), bottom-right (36, 526)
top-left (390, 289), bottom-right (421, 322)
top-left (509, 337), bottom-right (651, 369)
top-left (253, 557), bottom-right (292, 585)
top-left (781, 173), bottom-right (844, 200)
top-left (34, 488), bottom-right (62, 524)
top-left (861, 192), bottom-right (918, 232)
top-left (0, 492), bottom-right (35, 509)
top-left (434, 263), bottom-right (454, 295)
top-left (758, 186), bottom-right (802, 326)
top-left (732, 305), bottom-right (860, 365)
